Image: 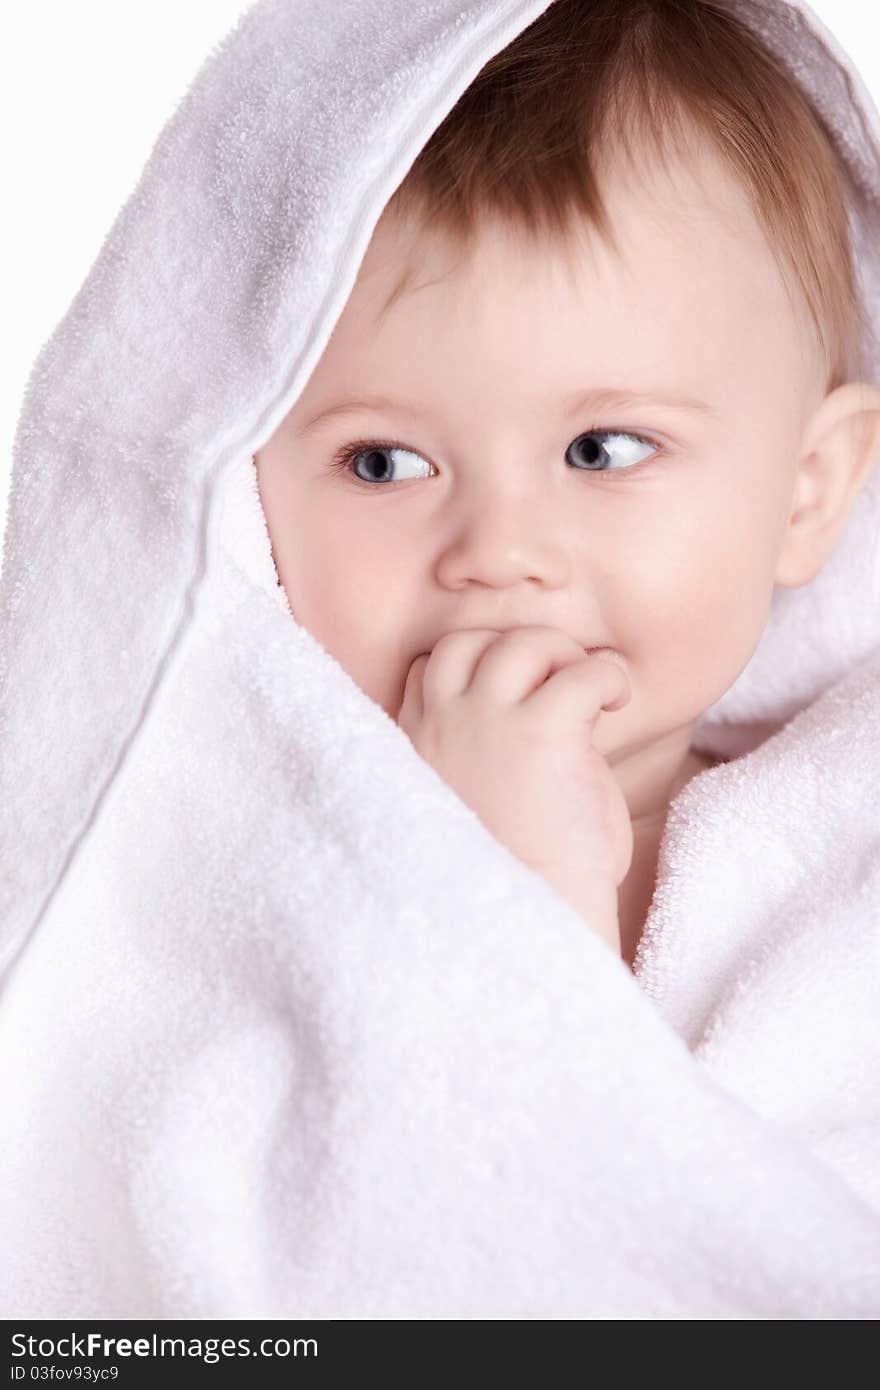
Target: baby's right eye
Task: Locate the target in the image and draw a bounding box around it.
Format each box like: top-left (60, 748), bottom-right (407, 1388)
top-left (328, 441), bottom-right (435, 487)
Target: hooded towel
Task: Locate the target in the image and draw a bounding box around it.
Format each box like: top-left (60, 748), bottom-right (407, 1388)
top-left (1, 0), bottom-right (880, 1318)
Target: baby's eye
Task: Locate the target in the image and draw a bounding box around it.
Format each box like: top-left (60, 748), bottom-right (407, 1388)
top-left (329, 442), bottom-right (435, 486)
top-left (565, 430), bottom-right (658, 473)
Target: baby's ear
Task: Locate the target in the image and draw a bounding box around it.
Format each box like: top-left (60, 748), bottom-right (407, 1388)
top-left (775, 381), bottom-right (880, 588)
top-left (833, 382), bottom-right (880, 485)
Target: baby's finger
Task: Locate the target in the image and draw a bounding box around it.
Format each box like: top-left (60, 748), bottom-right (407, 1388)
top-left (525, 649), bottom-right (631, 727)
top-left (418, 628), bottom-right (504, 706)
top-left (397, 652), bottom-right (430, 727)
top-left (467, 625), bottom-right (595, 704)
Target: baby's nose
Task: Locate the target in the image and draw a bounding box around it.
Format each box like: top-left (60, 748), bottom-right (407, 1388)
top-left (435, 491), bottom-right (574, 591)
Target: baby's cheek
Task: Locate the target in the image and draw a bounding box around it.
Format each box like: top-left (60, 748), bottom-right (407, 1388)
top-left (660, 548), bottom-right (771, 705)
top-left (321, 585), bottom-right (416, 717)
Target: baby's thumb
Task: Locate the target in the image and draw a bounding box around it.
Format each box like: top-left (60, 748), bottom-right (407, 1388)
top-left (396, 652), bottom-right (430, 728)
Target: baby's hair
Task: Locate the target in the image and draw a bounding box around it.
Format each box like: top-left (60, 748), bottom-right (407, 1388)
top-left (385, 0), bottom-right (870, 390)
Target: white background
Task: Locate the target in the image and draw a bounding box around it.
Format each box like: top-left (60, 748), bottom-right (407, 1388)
top-left (2, 1), bottom-right (878, 543)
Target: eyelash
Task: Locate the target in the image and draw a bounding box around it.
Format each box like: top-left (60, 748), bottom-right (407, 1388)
top-left (326, 428), bottom-right (666, 488)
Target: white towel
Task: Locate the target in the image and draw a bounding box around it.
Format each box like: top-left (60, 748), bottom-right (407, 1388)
top-left (1, 0), bottom-right (879, 1319)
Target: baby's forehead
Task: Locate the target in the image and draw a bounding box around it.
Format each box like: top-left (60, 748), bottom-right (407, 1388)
top-left (355, 150), bottom-right (780, 339)
top-left (303, 119), bottom-right (820, 413)
top-left (298, 225), bottom-right (814, 445)
top-left (367, 126), bottom-right (769, 297)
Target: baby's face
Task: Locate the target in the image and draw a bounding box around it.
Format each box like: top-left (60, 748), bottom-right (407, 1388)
top-left (256, 128), bottom-right (821, 804)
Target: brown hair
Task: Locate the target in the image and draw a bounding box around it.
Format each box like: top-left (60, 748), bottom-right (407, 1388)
top-left (384, 0), bottom-right (870, 390)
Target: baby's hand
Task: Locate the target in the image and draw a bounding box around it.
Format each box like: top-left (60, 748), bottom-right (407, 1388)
top-left (397, 627), bottom-right (634, 943)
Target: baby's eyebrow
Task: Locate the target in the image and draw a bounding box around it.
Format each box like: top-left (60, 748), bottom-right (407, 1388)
top-left (298, 386), bottom-right (719, 434)
top-left (562, 386), bottom-right (720, 421)
top-left (298, 395), bottom-right (418, 433)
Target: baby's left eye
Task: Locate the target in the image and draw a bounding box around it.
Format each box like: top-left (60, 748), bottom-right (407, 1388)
top-left (565, 430), bottom-right (658, 474)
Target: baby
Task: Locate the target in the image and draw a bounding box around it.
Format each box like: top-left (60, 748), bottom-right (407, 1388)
top-left (254, 0), bottom-right (879, 968)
